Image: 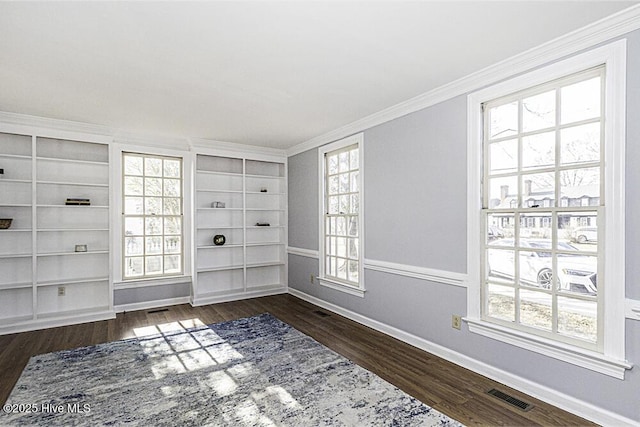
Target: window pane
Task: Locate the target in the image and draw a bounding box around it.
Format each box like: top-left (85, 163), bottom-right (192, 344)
top-left (124, 196), bottom-right (144, 215)
top-left (336, 216), bottom-right (346, 236)
top-left (522, 90), bottom-right (555, 132)
top-left (125, 237), bottom-right (143, 256)
top-left (348, 260), bottom-right (359, 282)
top-left (558, 211), bottom-right (598, 251)
top-left (488, 139), bottom-right (517, 174)
top-left (329, 256), bottom-right (336, 277)
top-left (164, 217), bottom-right (182, 235)
top-left (561, 77), bottom-right (601, 125)
top-left (146, 236), bottom-right (163, 254)
top-left (338, 152), bottom-right (349, 172)
top-left (350, 194), bottom-right (359, 214)
top-left (145, 256), bottom-right (163, 275)
top-left (348, 238), bottom-right (359, 259)
top-left (165, 236), bottom-right (181, 254)
top-left (350, 172), bottom-right (359, 192)
top-left (519, 211), bottom-right (551, 240)
top-left (164, 255), bottom-right (181, 274)
top-left (328, 155), bottom-right (338, 175)
top-left (518, 250), bottom-right (553, 289)
top-left (339, 195), bottom-right (349, 214)
top-left (145, 157), bottom-right (162, 177)
top-left (164, 179), bottom-right (181, 197)
top-left (124, 176), bottom-right (143, 195)
top-left (164, 159), bottom-right (181, 178)
top-left (487, 284), bottom-right (515, 322)
top-left (328, 176), bottom-right (339, 195)
top-left (328, 196), bottom-right (339, 214)
top-left (488, 176), bottom-right (517, 209)
top-left (349, 149), bottom-right (359, 170)
top-left (144, 177), bottom-right (162, 196)
top-left (125, 217), bottom-right (144, 236)
top-left (336, 257), bottom-right (347, 280)
top-left (558, 253), bottom-right (598, 295)
top-left (520, 289), bottom-right (552, 331)
top-left (145, 197), bottom-right (162, 215)
top-left (145, 217), bottom-right (162, 235)
top-left (489, 102), bottom-right (518, 139)
top-left (347, 216), bottom-right (358, 236)
top-left (339, 173), bottom-right (349, 193)
top-left (561, 123), bottom-right (600, 166)
top-left (558, 296), bottom-right (597, 342)
top-left (124, 155), bottom-right (143, 176)
top-left (487, 248), bottom-right (514, 284)
top-left (559, 167), bottom-right (599, 205)
top-left (163, 198), bottom-right (181, 215)
top-left (125, 257), bottom-right (144, 277)
top-left (487, 213), bottom-right (513, 243)
top-left (522, 173), bottom-right (555, 208)
top-left (522, 132), bottom-right (555, 170)
top-left (336, 237), bottom-right (346, 257)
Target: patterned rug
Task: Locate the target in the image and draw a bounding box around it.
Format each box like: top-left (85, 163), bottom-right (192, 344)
top-left (1, 313), bottom-right (462, 426)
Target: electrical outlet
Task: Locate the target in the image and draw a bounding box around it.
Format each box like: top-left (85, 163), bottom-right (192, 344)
top-left (452, 315), bottom-right (462, 330)
top-left (310, 274), bottom-right (315, 284)
top-left (58, 286), bottom-right (66, 296)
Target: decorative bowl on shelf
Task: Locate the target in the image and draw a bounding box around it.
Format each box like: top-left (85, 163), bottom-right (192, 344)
top-left (0, 218), bottom-right (12, 229)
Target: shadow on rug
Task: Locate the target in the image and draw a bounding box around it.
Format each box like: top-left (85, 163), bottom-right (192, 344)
top-left (1, 313), bottom-right (463, 426)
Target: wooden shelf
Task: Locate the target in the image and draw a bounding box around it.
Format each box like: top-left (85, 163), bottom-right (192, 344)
top-left (37, 251), bottom-right (108, 257)
top-left (36, 156), bottom-right (108, 166)
top-left (36, 180), bottom-right (109, 188)
top-left (0, 282), bottom-right (33, 291)
top-left (36, 276), bottom-right (109, 287)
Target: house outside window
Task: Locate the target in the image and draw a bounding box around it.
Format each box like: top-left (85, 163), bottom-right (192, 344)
top-left (122, 152), bottom-right (183, 279)
top-left (466, 41), bottom-right (629, 378)
top-left (318, 133), bottom-right (365, 297)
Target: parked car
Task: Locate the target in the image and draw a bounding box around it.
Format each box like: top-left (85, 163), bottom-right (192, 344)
top-left (570, 226), bottom-right (597, 244)
top-left (487, 238), bottom-right (597, 295)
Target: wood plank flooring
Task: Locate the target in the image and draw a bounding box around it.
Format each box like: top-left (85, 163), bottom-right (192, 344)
top-left (0, 294), bottom-right (593, 426)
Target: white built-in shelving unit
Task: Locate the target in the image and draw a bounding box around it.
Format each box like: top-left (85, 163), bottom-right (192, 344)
top-left (0, 132), bottom-right (112, 331)
top-left (193, 153), bottom-right (286, 305)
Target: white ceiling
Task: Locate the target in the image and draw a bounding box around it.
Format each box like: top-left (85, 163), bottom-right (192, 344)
top-left (0, 1), bottom-right (636, 150)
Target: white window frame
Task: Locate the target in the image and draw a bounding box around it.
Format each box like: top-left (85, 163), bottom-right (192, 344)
top-left (111, 144), bottom-right (193, 288)
top-left (466, 40), bottom-right (630, 378)
top-left (318, 133), bottom-right (365, 297)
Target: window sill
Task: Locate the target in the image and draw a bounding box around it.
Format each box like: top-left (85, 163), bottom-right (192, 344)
top-left (318, 277), bottom-right (365, 298)
top-left (114, 275), bottom-right (192, 290)
top-left (465, 318), bottom-right (632, 379)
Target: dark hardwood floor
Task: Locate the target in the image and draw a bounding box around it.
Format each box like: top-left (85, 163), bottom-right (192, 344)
top-left (0, 294), bottom-right (593, 426)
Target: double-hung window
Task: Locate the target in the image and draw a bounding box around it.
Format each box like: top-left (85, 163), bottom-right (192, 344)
top-left (467, 41), bottom-right (630, 377)
top-left (318, 133), bottom-right (364, 297)
top-left (122, 152), bottom-right (183, 279)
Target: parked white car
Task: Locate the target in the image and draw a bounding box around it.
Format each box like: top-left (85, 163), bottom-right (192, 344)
top-left (570, 226), bottom-right (597, 244)
top-left (488, 238), bottom-right (597, 295)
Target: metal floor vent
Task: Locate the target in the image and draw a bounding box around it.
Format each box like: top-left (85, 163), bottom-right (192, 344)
top-left (147, 308), bottom-right (169, 314)
top-left (487, 389), bottom-right (534, 412)
top-left (313, 310), bottom-right (330, 318)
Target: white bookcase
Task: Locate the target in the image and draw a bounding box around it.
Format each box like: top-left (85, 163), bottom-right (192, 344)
top-left (0, 132), bottom-right (112, 331)
top-left (193, 153), bottom-right (286, 304)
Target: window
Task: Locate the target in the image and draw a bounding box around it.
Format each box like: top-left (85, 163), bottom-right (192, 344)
top-left (122, 153), bottom-right (183, 279)
top-left (467, 41), bottom-right (629, 378)
top-left (484, 67), bottom-right (604, 347)
top-left (318, 133), bottom-right (364, 297)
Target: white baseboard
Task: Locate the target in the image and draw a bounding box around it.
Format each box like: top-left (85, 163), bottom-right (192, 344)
top-left (288, 287), bottom-right (638, 427)
top-left (114, 296), bottom-right (191, 313)
top-left (192, 287), bottom-right (288, 307)
top-left (0, 310), bottom-right (116, 336)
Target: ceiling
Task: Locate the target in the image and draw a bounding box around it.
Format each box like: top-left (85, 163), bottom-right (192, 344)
top-left (0, 1), bottom-right (636, 150)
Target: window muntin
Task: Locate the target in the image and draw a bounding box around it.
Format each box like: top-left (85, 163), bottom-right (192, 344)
top-left (123, 153), bottom-right (183, 279)
top-left (323, 143), bottom-right (360, 286)
top-left (482, 68), bottom-right (604, 350)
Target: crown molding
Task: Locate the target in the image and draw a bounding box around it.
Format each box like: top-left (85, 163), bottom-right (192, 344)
top-left (0, 111), bottom-right (112, 139)
top-left (286, 4), bottom-right (640, 157)
top-left (190, 137), bottom-right (287, 159)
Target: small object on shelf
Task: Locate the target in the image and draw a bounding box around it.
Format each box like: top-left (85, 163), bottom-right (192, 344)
top-left (256, 222), bottom-right (270, 227)
top-left (74, 244), bottom-right (88, 252)
top-left (0, 218), bottom-right (12, 229)
top-left (213, 235), bottom-right (226, 246)
top-left (211, 201), bottom-right (226, 208)
top-left (66, 198), bottom-right (91, 206)
top-left (260, 187), bottom-right (268, 193)
top-left (0, 168), bottom-right (4, 176)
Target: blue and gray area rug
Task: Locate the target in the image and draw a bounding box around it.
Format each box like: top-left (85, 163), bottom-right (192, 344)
top-left (2, 313), bottom-right (462, 426)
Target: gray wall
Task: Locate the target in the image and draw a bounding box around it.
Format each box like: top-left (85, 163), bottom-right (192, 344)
top-left (288, 30), bottom-right (640, 422)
